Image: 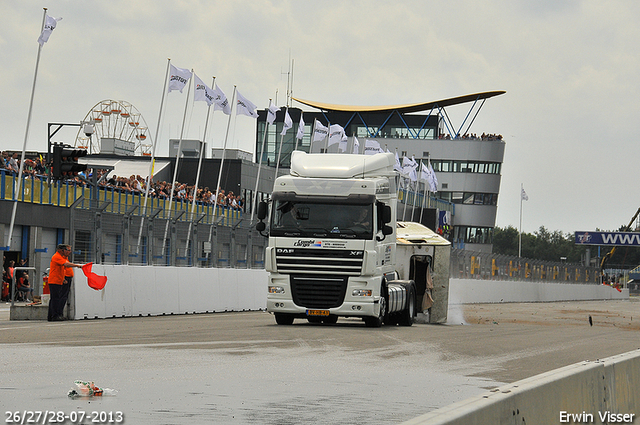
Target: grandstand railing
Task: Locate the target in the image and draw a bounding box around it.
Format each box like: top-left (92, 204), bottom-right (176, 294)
top-left (1, 170), bottom-right (241, 225)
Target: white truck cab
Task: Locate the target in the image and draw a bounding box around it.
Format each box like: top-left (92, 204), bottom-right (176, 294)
top-left (256, 151), bottom-right (449, 327)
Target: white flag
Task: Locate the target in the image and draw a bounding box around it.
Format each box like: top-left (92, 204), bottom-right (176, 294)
top-left (408, 167), bottom-right (418, 182)
top-left (364, 139), bottom-right (383, 155)
top-left (37, 15), bottom-right (62, 46)
top-left (296, 113), bottom-right (305, 140)
top-left (168, 64), bottom-right (192, 93)
top-left (420, 162), bottom-right (431, 183)
top-left (353, 136), bottom-right (360, 154)
top-left (281, 110), bottom-right (293, 136)
top-left (236, 90), bottom-right (258, 118)
top-left (400, 158), bottom-right (411, 178)
top-left (211, 84), bottom-right (231, 115)
top-left (328, 124), bottom-right (345, 146)
top-left (193, 74), bottom-right (214, 106)
top-left (402, 155), bottom-right (417, 168)
top-left (394, 152), bottom-right (402, 170)
top-left (521, 187), bottom-right (529, 201)
top-left (267, 101), bottom-right (280, 125)
top-left (428, 162), bottom-right (438, 192)
top-left (312, 119), bottom-right (328, 142)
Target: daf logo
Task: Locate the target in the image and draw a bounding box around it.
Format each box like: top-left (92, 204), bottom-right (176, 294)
top-left (277, 248), bottom-right (294, 254)
top-left (350, 251), bottom-right (363, 256)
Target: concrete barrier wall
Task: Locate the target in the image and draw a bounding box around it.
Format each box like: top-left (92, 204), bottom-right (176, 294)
top-left (73, 265), bottom-right (268, 319)
top-left (450, 278), bottom-right (628, 304)
top-left (73, 271), bottom-right (627, 320)
top-left (402, 349), bottom-right (640, 425)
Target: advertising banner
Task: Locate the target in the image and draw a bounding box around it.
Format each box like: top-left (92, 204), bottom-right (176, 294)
top-left (575, 231), bottom-right (640, 246)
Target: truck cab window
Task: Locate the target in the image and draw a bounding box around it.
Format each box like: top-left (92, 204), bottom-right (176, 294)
top-left (271, 200), bottom-right (373, 239)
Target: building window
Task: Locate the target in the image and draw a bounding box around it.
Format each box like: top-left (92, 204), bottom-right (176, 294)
top-left (438, 191), bottom-right (498, 206)
top-left (453, 226), bottom-right (494, 244)
top-left (431, 160), bottom-right (501, 175)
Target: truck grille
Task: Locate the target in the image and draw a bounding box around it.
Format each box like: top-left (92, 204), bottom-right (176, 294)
top-left (275, 248), bottom-right (364, 276)
top-left (290, 275), bottom-right (348, 309)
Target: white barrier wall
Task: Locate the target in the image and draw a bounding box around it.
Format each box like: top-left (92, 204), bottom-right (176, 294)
top-left (73, 265), bottom-right (268, 319)
top-left (73, 270), bottom-right (628, 320)
top-left (449, 278), bottom-right (628, 304)
top-left (402, 349), bottom-right (640, 425)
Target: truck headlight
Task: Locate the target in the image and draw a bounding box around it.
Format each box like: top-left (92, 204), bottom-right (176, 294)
top-left (352, 289), bottom-right (372, 297)
top-left (269, 286), bottom-right (285, 294)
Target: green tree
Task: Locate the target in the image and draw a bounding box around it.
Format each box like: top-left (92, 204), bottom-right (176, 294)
top-left (492, 225), bottom-right (519, 256)
top-left (492, 226), bottom-right (590, 264)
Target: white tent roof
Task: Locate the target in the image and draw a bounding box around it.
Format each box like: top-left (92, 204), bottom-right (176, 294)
top-left (79, 158), bottom-right (171, 179)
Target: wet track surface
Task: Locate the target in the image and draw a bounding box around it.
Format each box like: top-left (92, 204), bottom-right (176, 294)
top-left (1, 299), bottom-right (639, 424)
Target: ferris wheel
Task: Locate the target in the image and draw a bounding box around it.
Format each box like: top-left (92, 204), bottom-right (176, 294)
top-left (75, 100), bottom-right (152, 155)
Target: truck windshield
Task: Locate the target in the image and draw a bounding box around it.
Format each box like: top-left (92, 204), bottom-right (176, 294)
top-left (271, 201), bottom-right (373, 239)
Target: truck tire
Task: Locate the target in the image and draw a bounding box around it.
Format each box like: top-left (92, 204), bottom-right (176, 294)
top-left (398, 283), bottom-right (416, 326)
top-left (275, 313), bottom-right (294, 325)
top-left (364, 287), bottom-right (387, 328)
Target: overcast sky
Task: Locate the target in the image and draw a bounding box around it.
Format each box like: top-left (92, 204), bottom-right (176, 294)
top-left (2, 1), bottom-right (640, 235)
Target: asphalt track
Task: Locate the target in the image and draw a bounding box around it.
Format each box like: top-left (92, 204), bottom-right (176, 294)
top-left (1, 299), bottom-right (638, 424)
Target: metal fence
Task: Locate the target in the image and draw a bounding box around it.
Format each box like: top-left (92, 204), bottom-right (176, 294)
top-left (450, 249), bottom-right (601, 284)
top-left (70, 197), bottom-right (266, 268)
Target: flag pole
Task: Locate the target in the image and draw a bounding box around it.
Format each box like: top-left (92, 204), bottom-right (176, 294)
top-left (402, 175), bottom-right (408, 222)
top-left (6, 8), bottom-right (48, 250)
top-left (162, 69), bottom-right (194, 259)
top-left (136, 58), bottom-right (171, 257)
top-left (294, 111), bottom-right (302, 151)
top-left (213, 86), bottom-right (237, 224)
top-left (251, 99), bottom-right (272, 225)
top-left (184, 76), bottom-right (216, 257)
top-left (519, 183), bottom-right (523, 258)
top-left (274, 107), bottom-right (288, 185)
top-left (324, 119), bottom-right (330, 153)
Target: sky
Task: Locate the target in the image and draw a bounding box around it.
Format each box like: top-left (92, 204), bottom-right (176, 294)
top-left (2, 0), bottom-right (640, 235)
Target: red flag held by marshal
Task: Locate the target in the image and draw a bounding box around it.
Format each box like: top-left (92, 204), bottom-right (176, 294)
top-left (81, 262), bottom-right (107, 290)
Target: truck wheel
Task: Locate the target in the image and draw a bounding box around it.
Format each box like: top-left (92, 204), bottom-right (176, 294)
top-left (364, 292), bottom-right (386, 328)
top-left (398, 284), bottom-right (416, 326)
top-left (275, 313), bottom-right (294, 325)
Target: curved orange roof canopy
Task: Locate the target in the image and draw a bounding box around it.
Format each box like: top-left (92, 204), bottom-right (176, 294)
top-left (292, 91), bottom-right (505, 113)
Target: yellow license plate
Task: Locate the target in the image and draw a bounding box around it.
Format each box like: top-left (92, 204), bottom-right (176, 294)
top-left (306, 309), bottom-right (330, 316)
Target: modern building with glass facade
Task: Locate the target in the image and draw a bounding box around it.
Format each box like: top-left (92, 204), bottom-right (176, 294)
top-left (255, 91), bottom-right (506, 252)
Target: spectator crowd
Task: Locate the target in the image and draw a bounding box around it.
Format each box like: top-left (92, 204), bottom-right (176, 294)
top-left (1, 151), bottom-right (245, 211)
top-left (438, 132), bottom-right (503, 140)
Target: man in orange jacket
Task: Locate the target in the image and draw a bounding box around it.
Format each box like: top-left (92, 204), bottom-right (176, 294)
top-left (48, 244), bottom-right (83, 322)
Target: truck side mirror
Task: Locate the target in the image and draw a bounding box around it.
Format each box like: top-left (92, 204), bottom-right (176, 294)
top-left (256, 222), bottom-right (266, 232)
top-left (257, 201), bottom-right (268, 220)
top-left (382, 224), bottom-right (393, 235)
top-left (382, 205), bottom-right (392, 224)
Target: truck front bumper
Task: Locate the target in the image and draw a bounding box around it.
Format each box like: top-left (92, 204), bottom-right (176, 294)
top-left (267, 297), bottom-right (381, 318)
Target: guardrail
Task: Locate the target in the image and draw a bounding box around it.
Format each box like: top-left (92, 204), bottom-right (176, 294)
top-left (451, 249), bottom-right (600, 284)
